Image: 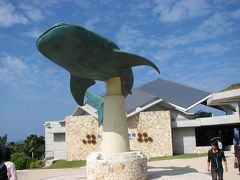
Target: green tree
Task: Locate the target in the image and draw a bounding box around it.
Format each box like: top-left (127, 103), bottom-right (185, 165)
top-left (0, 134), bottom-right (7, 147)
top-left (23, 135), bottom-right (45, 159)
top-left (7, 141), bottom-right (25, 154)
top-left (0, 134), bottom-right (45, 169)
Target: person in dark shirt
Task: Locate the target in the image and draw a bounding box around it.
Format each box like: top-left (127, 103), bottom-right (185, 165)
top-left (234, 138), bottom-right (240, 175)
top-left (0, 147), bottom-right (8, 180)
top-left (207, 141), bottom-right (228, 180)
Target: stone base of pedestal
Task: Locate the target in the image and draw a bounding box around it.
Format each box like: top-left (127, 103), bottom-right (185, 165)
top-left (87, 151), bottom-right (148, 180)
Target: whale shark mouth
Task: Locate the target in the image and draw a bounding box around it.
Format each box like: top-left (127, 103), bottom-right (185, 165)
top-left (36, 23), bottom-right (68, 45)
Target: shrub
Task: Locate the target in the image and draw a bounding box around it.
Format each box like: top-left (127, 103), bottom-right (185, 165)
top-left (30, 160), bottom-right (44, 169)
top-left (11, 152), bottom-right (32, 170)
top-left (82, 139), bottom-right (87, 144)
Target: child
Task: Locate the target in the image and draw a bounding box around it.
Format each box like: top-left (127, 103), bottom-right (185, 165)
top-left (207, 141), bottom-right (228, 180)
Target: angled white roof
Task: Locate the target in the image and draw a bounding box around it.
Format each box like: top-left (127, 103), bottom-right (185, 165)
top-left (73, 77), bottom-right (235, 117)
top-left (138, 78), bottom-right (234, 112)
top-left (139, 78), bottom-right (211, 110)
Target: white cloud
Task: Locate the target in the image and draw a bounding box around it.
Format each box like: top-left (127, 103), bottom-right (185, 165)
top-left (158, 10), bottom-right (239, 49)
top-left (23, 29), bottom-right (42, 38)
top-left (190, 43), bottom-right (230, 55)
top-left (19, 2), bottom-right (44, 22)
top-left (165, 59), bottom-right (240, 91)
top-left (0, 55), bottom-right (37, 91)
top-left (115, 24), bottom-right (181, 64)
top-left (126, 1), bottom-right (153, 18)
top-left (116, 24), bottom-right (145, 51)
top-left (0, 54), bottom-right (67, 94)
top-left (83, 17), bottom-right (101, 30)
top-left (197, 12), bottom-right (234, 36)
top-left (73, 0), bottom-right (92, 9)
top-left (231, 8), bottom-right (240, 19)
top-left (0, 1), bottom-right (28, 27)
top-left (151, 49), bottom-right (178, 62)
top-left (31, 0), bottom-right (70, 8)
top-left (1, 55), bottom-right (28, 71)
top-left (152, 0), bottom-right (211, 23)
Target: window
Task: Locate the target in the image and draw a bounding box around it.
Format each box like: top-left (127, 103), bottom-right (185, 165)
top-left (54, 133), bottom-right (65, 142)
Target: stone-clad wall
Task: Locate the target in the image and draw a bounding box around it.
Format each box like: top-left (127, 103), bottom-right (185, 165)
top-left (66, 111), bottom-right (172, 160)
top-left (66, 116), bottom-right (102, 160)
top-left (129, 111), bottom-right (172, 157)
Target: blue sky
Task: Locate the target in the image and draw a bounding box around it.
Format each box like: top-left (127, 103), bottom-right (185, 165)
top-left (0, 0), bottom-right (240, 141)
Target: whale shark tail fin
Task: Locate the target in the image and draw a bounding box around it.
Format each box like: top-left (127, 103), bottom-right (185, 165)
top-left (70, 75), bottom-right (95, 106)
top-left (113, 51), bottom-right (160, 74)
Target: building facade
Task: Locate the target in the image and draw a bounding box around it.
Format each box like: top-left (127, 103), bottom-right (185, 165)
top-left (44, 78), bottom-right (240, 160)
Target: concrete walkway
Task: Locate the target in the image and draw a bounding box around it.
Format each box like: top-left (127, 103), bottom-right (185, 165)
top-left (18, 151), bottom-right (239, 180)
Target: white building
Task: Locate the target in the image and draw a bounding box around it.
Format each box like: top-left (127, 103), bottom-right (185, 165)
top-left (44, 78), bottom-right (239, 160)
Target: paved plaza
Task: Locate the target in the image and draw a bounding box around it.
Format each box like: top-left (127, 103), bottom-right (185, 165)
top-left (18, 151), bottom-right (239, 180)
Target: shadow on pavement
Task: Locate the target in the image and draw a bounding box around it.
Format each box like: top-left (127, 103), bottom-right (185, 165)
top-left (148, 165), bottom-right (198, 179)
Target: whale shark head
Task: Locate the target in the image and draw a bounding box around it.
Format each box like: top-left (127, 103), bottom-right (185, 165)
top-left (36, 23), bottom-right (87, 68)
top-left (36, 23), bottom-right (119, 70)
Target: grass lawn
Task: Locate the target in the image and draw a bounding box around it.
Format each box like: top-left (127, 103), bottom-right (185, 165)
top-left (44, 153), bottom-right (207, 168)
top-left (149, 153), bottom-right (208, 162)
top-left (45, 160), bottom-right (86, 169)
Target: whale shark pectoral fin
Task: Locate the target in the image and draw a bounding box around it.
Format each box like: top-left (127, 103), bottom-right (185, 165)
top-left (113, 51), bottom-right (160, 73)
top-left (70, 75), bottom-right (95, 106)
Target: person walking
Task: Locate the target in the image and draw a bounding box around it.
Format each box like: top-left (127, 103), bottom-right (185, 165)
top-left (207, 141), bottom-right (228, 180)
top-left (2, 147), bottom-right (18, 180)
top-left (234, 138), bottom-right (240, 175)
top-left (0, 147), bottom-right (8, 180)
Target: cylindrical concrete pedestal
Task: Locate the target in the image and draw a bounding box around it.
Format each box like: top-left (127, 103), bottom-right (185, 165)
top-left (102, 95), bottom-right (130, 153)
top-left (87, 151), bottom-right (148, 180)
top-left (87, 77), bottom-right (147, 179)
top-left (102, 77), bottom-right (130, 153)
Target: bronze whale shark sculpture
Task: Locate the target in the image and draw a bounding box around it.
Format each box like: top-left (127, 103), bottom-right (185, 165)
top-left (36, 23), bottom-right (160, 106)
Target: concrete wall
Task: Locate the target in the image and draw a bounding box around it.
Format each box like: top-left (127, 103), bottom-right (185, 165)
top-left (65, 111), bottom-right (173, 160)
top-left (172, 127), bottom-right (196, 154)
top-left (45, 121), bottom-right (66, 159)
top-left (172, 114), bottom-right (239, 128)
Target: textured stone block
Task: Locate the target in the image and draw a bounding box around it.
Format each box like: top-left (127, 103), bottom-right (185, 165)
top-left (87, 151), bottom-right (147, 180)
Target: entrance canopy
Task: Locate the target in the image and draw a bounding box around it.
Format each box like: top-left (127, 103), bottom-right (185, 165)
top-left (207, 89), bottom-right (240, 106)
